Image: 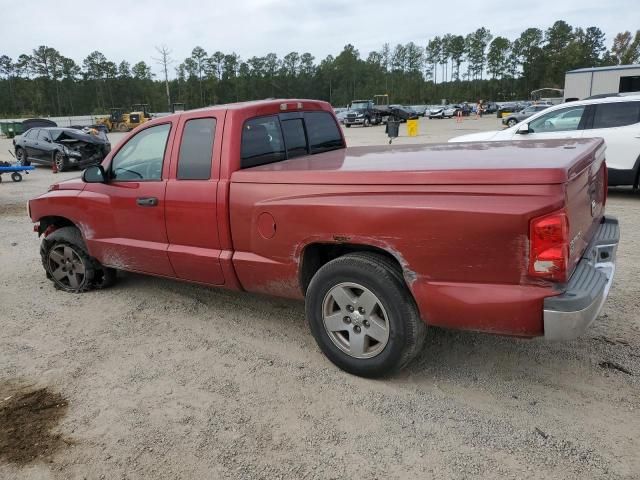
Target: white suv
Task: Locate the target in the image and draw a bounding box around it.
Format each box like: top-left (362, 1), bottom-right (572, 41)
top-left (449, 95), bottom-right (640, 187)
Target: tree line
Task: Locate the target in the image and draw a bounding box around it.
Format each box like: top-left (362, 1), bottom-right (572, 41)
top-left (0, 21), bottom-right (639, 117)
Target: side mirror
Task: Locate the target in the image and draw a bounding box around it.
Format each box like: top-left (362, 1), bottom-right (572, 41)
top-left (516, 124), bottom-right (530, 134)
top-left (82, 164), bottom-right (106, 183)
top-left (44, 137), bottom-right (52, 143)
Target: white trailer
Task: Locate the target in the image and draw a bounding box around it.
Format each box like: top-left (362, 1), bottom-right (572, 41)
top-left (564, 64), bottom-right (640, 101)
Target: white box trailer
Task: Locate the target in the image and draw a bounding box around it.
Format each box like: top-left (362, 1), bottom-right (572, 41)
top-left (564, 64), bottom-right (640, 100)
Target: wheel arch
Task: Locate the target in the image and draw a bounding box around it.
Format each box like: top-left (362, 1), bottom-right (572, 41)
top-left (299, 242), bottom-right (408, 296)
top-left (37, 215), bottom-right (78, 237)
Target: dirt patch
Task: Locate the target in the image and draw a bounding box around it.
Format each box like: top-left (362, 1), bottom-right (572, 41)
top-left (0, 202), bottom-right (28, 217)
top-left (0, 380), bottom-right (70, 465)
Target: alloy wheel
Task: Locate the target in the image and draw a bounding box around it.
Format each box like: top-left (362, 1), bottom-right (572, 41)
top-left (47, 245), bottom-right (87, 290)
top-left (322, 282), bottom-right (390, 359)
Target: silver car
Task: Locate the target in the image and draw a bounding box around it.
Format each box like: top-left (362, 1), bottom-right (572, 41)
top-left (501, 105), bottom-right (550, 127)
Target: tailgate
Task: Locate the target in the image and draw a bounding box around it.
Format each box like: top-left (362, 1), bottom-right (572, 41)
top-left (564, 142), bottom-right (608, 277)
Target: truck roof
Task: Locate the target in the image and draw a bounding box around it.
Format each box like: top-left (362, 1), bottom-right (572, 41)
top-left (161, 99), bottom-right (331, 119)
top-left (232, 138), bottom-right (604, 185)
top-left (140, 99), bottom-right (334, 130)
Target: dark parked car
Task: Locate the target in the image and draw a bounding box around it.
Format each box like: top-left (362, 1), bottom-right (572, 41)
top-left (501, 105), bottom-right (551, 127)
top-left (13, 127), bottom-right (111, 172)
top-left (409, 105), bottom-right (428, 116)
top-left (496, 102), bottom-right (526, 118)
top-left (482, 102), bottom-right (499, 114)
top-left (456, 103), bottom-right (472, 116)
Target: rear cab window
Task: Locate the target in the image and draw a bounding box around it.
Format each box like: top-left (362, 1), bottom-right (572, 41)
top-left (177, 118), bottom-right (217, 180)
top-left (240, 110), bottom-right (342, 169)
top-left (305, 111), bottom-right (343, 153)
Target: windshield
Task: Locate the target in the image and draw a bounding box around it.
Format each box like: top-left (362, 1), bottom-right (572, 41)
top-left (350, 102), bottom-right (369, 110)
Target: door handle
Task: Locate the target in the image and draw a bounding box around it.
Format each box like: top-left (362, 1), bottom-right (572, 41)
top-left (136, 197), bottom-right (158, 207)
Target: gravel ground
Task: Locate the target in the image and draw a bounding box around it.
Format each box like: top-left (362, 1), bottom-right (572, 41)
top-left (0, 116), bottom-right (638, 479)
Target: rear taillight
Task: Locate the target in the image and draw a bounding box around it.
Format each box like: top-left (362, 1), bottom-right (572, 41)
top-left (529, 211), bottom-right (569, 282)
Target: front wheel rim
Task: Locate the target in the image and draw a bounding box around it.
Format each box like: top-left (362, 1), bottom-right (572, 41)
top-left (16, 150), bottom-right (24, 165)
top-left (322, 282), bottom-right (390, 359)
top-left (55, 154), bottom-right (64, 169)
top-left (48, 245), bottom-right (87, 289)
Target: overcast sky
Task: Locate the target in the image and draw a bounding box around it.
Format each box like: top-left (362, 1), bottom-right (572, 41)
top-left (2, 0), bottom-right (635, 75)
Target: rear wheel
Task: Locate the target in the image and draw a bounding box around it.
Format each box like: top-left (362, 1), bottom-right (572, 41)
top-left (11, 172), bottom-right (22, 182)
top-left (507, 118), bottom-right (518, 127)
top-left (305, 252), bottom-right (426, 377)
top-left (15, 148), bottom-right (29, 166)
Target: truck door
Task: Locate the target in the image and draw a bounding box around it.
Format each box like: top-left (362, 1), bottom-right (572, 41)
top-left (82, 122), bottom-right (175, 276)
top-left (164, 113), bottom-right (225, 285)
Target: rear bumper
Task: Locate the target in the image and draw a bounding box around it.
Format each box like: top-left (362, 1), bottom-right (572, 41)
top-left (543, 216), bottom-right (619, 340)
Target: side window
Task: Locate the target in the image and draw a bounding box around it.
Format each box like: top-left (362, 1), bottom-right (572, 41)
top-left (111, 123), bottom-right (171, 181)
top-left (177, 118), bottom-right (216, 180)
top-left (529, 106), bottom-right (585, 133)
top-left (49, 129), bottom-right (62, 141)
top-left (37, 130), bottom-right (50, 142)
top-left (281, 119), bottom-right (308, 159)
top-left (25, 129), bottom-right (37, 139)
top-left (591, 102), bottom-right (640, 129)
top-left (304, 112), bottom-right (343, 153)
top-left (240, 116), bottom-right (285, 168)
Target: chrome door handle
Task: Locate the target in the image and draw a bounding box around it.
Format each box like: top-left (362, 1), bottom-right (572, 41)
top-left (136, 197), bottom-right (158, 207)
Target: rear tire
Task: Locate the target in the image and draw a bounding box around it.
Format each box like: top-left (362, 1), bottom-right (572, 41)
top-left (507, 119), bottom-right (518, 127)
top-left (305, 252), bottom-right (426, 377)
top-left (11, 172), bottom-right (22, 182)
top-left (15, 148), bottom-right (29, 166)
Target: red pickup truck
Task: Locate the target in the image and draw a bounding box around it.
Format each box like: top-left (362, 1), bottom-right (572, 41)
top-left (28, 99), bottom-right (619, 377)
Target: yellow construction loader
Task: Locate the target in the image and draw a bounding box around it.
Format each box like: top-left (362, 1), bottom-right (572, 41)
top-left (97, 104), bottom-right (152, 132)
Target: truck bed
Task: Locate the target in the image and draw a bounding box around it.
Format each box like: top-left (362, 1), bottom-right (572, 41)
top-left (231, 138), bottom-right (605, 186)
top-left (230, 137), bottom-right (607, 336)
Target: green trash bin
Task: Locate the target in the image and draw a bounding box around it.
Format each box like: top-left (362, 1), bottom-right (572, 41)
top-left (0, 122), bottom-right (25, 139)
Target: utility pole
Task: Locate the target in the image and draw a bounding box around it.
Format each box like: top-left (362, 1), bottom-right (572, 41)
top-left (154, 45), bottom-right (174, 112)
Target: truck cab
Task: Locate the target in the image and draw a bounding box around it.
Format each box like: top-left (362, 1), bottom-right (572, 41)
top-left (343, 100), bottom-right (379, 127)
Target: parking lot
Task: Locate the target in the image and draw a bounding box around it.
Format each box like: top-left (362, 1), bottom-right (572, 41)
top-left (1, 115), bottom-right (639, 479)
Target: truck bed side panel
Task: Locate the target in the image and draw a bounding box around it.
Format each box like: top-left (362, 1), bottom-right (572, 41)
top-left (229, 183), bottom-right (563, 336)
